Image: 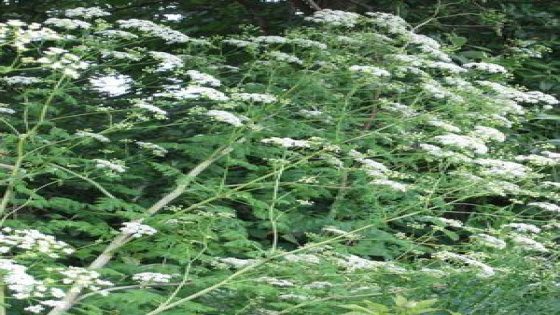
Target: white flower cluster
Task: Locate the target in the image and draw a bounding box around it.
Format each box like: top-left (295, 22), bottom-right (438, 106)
top-left (470, 126), bottom-right (506, 142)
top-left (2, 75), bottom-right (41, 85)
top-left (120, 222), bottom-right (157, 238)
top-left (232, 92), bottom-right (277, 104)
top-left (96, 29), bottom-right (139, 39)
top-left (268, 51), bottom-right (303, 65)
top-left (305, 9), bottom-right (361, 27)
top-left (283, 254), bottom-right (321, 264)
top-left (503, 223), bottom-right (541, 234)
top-left (206, 110), bottom-right (245, 127)
top-left (64, 6), bottom-right (110, 19)
top-left (59, 266), bottom-right (113, 290)
top-left (93, 159), bottom-right (127, 173)
top-left (133, 100), bottom-right (168, 119)
top-left (434, 251), bottom-right (495, 277)
top-left (427, 119), bottom-right (461, 133)
top-left (132, 272), bottom-right (172, 283)
top-left (463, 62), bottom-right (507, 74)
top-left (510, 235), bottom-right (548, 252)
top-left (0, 228), bottom-right (74, 258)
top-left (35, 47), bottom-right (90, 79)
top-left (433, 134), bottom-right (488, 154)
top-left (117, 19), bottom-right (190, 43)
top-left (477, 81), bottom-right (559, 105)
top-left (218, 257), bottom-right (257, 269)
top-left (89, 73), bottom-right (133, 97)
top-left (223, 39), bottom-right (257, 48)
top-left (371, 179), bottom-right (408, 192)
top-left (136, 141), bottom-right (168, 157)
top-left (186, 70), bottom-right (221, 87)
top-left (0, 20), bottom-right (63, 51)
top-left (515, 154), bottom-right (559, 166)
top-left (349, 65), bottom-right (391, 77)
top-left (254, 35), bottom-right (289, 45)
top-left (76, 130), bottom-right (110, 143)
top-left (470, 234), bottom-right (506, 249)
top-left (427, 61), bottom-right (467, 74)
top-left (0, 259), bottom-right (45, 299)
top-left (44, 18), bottom-right (91, 30)
top-left (149, 51), bottom-right (183, 72)
top-left (257, 277), bottom-right (295, 287)
top-left (157, 85), bottom-right (229, 101)
top-left (290, 38), bottom-right (327, 49)
top-left (366, 12), bottom-right (408, 34)
top-left (528, 202), bottom-right (560, 213)
top-left (0, 104), bottom-right (15, 115)
top-left (261, 137), bottom-right (311, 148)
top-left (474, 159), bottom-right (530, 179)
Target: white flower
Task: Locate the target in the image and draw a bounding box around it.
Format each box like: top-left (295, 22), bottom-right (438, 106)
top-left (93, 159), bottom-right (127, 173)
top-left (268, 51), bottom-right (303, 65)
top-left (0, 259), bottom-right (44, 299)
top-left (427, 61), bottom-right (467, 74)
top-left (366, 12), bottom-right (409, 34)
top-left (120, 222), bottom-right (157, 238)
top-left (463, 62), bottom-right (507, 74)
top-left (133, 100), bottom-right (168, 118)
top-left (528, 202), bottom-right (560, 213)
top-left (253, 35), bottom-right (289, 45)
top-left (75, 130), bottom-right (110, 143)
top-left (503, 223), bottom-right (541, 234)
top-left (371, 179), bottom-right (408, 192)
top-left (218, 257), bottom-right (257, 269)
top-left (290, 38), bottom-right (327, 49)
top-left (261, 137), bottom-right (310, 148)
top-left (206, 110), bottom-right (245, 127)
top-left (222, 39), bottom-right (257, 48)
top-left (349, 65), bottom-right (390, 77)
top-left (157, 86), bottom-right (229, 101)
top-left (434, 251), bottom-right (495, 277)
top-left (284, 254), bottom-right (321, 264)
top-left (149, 51), bottom-right (183, 72)
top-left (257, 277), bottom-right (295, 287)
top-left (44, 18), bottom-right (91, 30)
top-left (136, 141), bottom-right (168, 157)
top-left (89, 74), bottom-right (133, 97)
top-left (117, 19), bottom-right (191, 43)
top-left (471, 234), bottom-right (506, 249)
top-left (2, 76), bottom-right (41, 85)
top-left (433, 134), bottom-right (488, 154)
top-left (24, 305), bottom-right (45, 313)
top-left (186, 70), bottom-right (221, 87)
top-left (428, 119), bottom-right (461, 133)
top-left (305, 9), bottom-right (361, 27)
top-left (0, 105), bottom-right (15, 115)
top-left (65, 7), bottom-right (110, 19)
top-left (132, 272), bottom-right (172, 283)
top-left (0, 228), bottom-right (74, 258)
top-left (231, 93), bottom-right (277, 104)
top-left (58, 266), bottom-right (113, 289)
top-left (96, 30), bottom-right (139, 39)
top-left (474, 159), bottom-right (530, 179)
top-left (510, 235), bottom-right (548, 252)
top-left (471, 126), bottom-right (506, 142)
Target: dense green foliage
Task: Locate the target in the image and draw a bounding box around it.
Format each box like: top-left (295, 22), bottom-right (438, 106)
top-left (0, 2), bottom-right (559, 315)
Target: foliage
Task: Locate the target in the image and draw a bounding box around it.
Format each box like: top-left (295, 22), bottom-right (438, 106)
top-left (0, 4), bottom-right (559, 315)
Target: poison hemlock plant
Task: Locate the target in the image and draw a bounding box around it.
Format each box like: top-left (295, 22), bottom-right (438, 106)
top-left (0, 7), bottom-right (558, 315)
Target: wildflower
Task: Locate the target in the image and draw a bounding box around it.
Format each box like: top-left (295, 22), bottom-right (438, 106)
top-left (186, 70), bottom-right (221, 87)
top-left (149, 51), bottom-right (183, 72)
top-left (59, 266), bottom-right (113, 290)
top-left (120, 222), bottom-right (157, 238)
top-left (349, 65), bottom-right (391, 77)
top-left (136, 141), bottom-right (168, 156)
top-left (261, 137), bottom-right (311, 148)
top-left (528, 202), bottom-right (560, 213)
top-left (117, 19), bottom-right (190, 43)
top-left (44, 18), bottom-right (91, 30)
top-left (253, 35), bottom-right (289, 44)
top-left (24, 305), bottom-right (45, 314)
top-left (206, 110), bottom-right (245, 127)
top-left (64, 7), bottom-right (110, 19)
top-left (232, 93), bottom-right (277, 104)
top-left (75, 130), bottom-right (110, 143)
top-left (268, 51), bottom-right (303, 65)
top-left (463, 62), bottom-right (507, 74)
top-left (157, 85), bottom-right (229, 101)
top-left (427, 119), bottom-right (461, 133)
top-left (2, 76), bottom-right (41, 85)
top-left (257, 277), bottom-right (295, 287)
top-left (133, 100), bottom-right (168, 118)
top-left (503, 223), bottom-right (541, 234)
top-left (510, 235), bottom-right (548, 252)
top-left (471, 126), bottom-right (506, 142)
top-left (132, 272), bottom-right (172, 283)
top-left (371, 179), bottom-right (408, 192)
top-left (433, 134), bottom-right (488, 154)
top-left (305, 9), bottom-right (361, 27)
top-left (89, 74), bottom-right (133, 97)
top-left (471, 234), bottom-right (506, 249)
top-left (93, 159), bottom-right (127, 173)
top-left (0, 259), bottom-right (44, 299)
top-left (434, 251), bottom-right (495, 277)
top-left (218, 257), bottom-right (257, 269)
top-left (283, 254), bottom-right (321, 264)
top-left (474, 159), bottom-right (530, 178)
